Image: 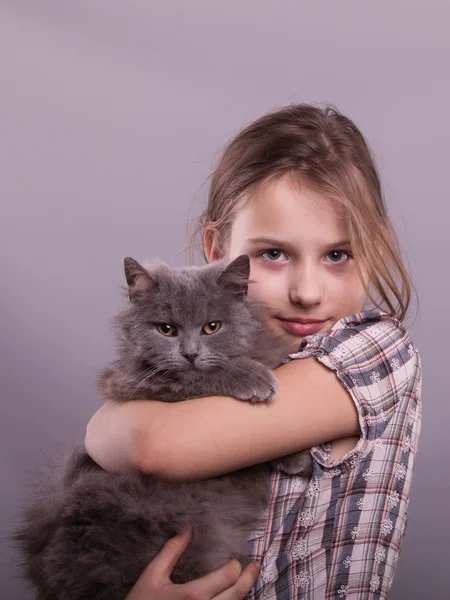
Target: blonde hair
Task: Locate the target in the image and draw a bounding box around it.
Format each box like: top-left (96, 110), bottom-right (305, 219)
top-left (190, 104), bottom-right (415, 321)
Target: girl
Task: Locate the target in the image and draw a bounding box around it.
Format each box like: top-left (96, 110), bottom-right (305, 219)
top-left (86, 104), bottom-right (422, 599)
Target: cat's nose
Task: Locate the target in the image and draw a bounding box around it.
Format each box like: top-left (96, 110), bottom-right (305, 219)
top-left (182, 351), bottom-right (198, 363)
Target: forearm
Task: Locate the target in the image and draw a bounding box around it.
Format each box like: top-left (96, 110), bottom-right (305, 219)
top-left (137, 358), bottom-right (359, 482)
top-left (85, 396), bottom-right (265, 481)
top-left (85, 358), bottom-right (359, 482)
top-left (85, 400), bottom-right (151, 475)
top-left (138, 395), bottom-right (278, 482)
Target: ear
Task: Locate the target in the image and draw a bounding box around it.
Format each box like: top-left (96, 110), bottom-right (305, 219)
top-left (217, 255), bottom-right (250, 298)
top-left (123, 257), bottom-right (156, 303)
top-left (203, 225), bottom-right (224, 263)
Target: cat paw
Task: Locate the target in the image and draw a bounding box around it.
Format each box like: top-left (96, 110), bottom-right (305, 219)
top-left (236, 371), bottom-right (279, 403)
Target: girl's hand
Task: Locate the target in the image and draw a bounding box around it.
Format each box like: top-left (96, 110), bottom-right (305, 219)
top-left (125, 527), bottom-right (260, 600)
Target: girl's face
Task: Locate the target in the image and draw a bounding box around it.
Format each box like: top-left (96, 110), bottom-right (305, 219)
top-left (207, 176), bottom-right (368, 344)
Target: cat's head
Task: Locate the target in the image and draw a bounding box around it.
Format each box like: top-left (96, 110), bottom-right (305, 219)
top-left (116, 255), bottom-right (263, 371)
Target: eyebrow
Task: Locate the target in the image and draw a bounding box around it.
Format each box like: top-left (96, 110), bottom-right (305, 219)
top-left (247, 237), bottom-right (352, 250)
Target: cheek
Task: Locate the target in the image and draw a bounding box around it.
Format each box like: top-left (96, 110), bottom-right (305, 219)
top-left (332, 272), bottom-right (366, 310)
top-left (247, 264), bottom-right (284, 304)
top-left (323, 266), bottom-right (350, 288)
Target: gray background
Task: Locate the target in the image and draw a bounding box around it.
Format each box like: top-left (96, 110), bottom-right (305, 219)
top-left (1, 1), bottom-right (447, 598)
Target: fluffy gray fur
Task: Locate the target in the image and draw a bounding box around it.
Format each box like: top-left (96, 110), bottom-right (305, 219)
top-left (11, 255), bottom-right (312, 600)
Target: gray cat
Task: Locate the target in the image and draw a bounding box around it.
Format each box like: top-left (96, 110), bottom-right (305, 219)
top-left (12, 255), bottom-right (312, 600)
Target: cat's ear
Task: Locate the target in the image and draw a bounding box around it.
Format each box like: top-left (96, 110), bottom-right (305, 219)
top-left (124, 257), bottom-right (157, 303)
top-left (217, 254), bottom-right (250, 298)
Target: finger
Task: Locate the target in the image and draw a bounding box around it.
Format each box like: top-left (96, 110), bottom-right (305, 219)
top-left (144, 526), bottom-right (193, 584)
top-left (182, 558), bottom-right (243, 598)
top-left (213, 561), bottom-right (261, 600)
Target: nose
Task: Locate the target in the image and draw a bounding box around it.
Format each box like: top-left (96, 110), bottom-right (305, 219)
top-left (289, 264), bottom-right (323, 307)
top-left (182, 351), bottom-right (198, 363)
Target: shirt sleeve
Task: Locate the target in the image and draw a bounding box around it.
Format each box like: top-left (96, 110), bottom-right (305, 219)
top-left (288, 310), bottom-right (420, 470)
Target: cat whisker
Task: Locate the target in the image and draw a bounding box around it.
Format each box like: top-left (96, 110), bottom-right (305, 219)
top-left (199, 351), bottom-right (228, 365)
top-left (146, 369), bottom-right (172, 388)
top-left (126, 366), bottom-right (167, 400)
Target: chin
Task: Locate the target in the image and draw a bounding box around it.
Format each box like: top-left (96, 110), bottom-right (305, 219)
top-left (287, 335), bottom-right (307, 352)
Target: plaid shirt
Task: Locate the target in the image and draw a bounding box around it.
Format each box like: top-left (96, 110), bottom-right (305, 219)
top-left (246, 310), bottom-right (422, 599)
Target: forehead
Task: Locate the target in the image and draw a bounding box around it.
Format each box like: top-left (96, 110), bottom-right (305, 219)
top-left (150, 269), bottom-right (235, 323)
top-left (229, 177), bottom-right (349, 250)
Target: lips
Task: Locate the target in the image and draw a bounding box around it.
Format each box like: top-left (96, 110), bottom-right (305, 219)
top-left (276, 317), bottom-right (326, 336)
top-left (282, 317), bottom-right (326, 324)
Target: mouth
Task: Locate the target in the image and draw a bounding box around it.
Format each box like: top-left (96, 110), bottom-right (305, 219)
top-left (275, 317), bottom-right (327, 336)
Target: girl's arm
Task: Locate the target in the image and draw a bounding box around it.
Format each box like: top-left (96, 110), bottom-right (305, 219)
top-left (85, 357), bottom-right (360, 481)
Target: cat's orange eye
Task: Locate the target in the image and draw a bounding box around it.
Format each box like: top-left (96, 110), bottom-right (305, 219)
top-left (202, 322), bottom-right (222, 335)
top-left (156, 324), bottom-right (178, 336)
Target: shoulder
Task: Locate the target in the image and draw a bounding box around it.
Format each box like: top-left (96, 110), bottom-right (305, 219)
top-left (291, 309), bottom-right (420, 384)
top-left (330, 309), bottom-right (416, 351)
top-left (288, 309), bottom-right (421, 444)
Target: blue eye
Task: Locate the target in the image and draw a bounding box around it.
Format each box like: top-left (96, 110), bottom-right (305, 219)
top-left (326, 251), bottom-right (352, 264)
top-left (262, 249), bottom-right (287, 262)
